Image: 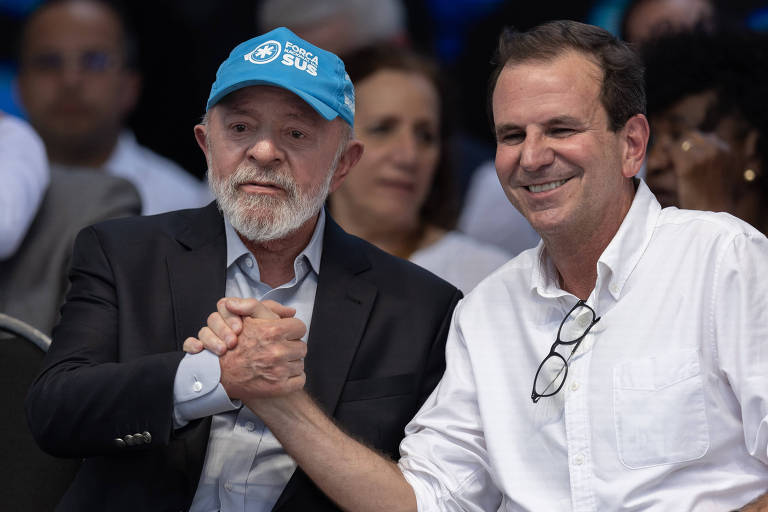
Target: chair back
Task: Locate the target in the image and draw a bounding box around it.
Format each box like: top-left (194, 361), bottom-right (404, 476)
top-left (0, 313), bottom-right (80, 511)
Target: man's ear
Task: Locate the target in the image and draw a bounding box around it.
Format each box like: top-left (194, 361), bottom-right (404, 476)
top-left (621, 114), bottom-right (650, 178)
top-left (194, 123), bottom-right (209, 158)
top-left (329, 139), bottom-right (364, 193)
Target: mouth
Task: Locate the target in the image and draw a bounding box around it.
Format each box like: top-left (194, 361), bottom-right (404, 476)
top-left (378, 178), bottom-right (416, 192)
top-left (526, 178), bottom-right (570, 193)
top-left (238, 181), bottom-right (285, 194)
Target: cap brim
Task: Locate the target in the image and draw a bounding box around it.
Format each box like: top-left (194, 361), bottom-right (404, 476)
top-left (206, 79), bottom-right (339, 122)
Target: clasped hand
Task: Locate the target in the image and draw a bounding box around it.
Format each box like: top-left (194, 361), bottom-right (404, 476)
top-left (184, 298), bottom-right (307, 400)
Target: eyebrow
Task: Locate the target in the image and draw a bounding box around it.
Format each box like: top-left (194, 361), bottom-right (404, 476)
top-left (542, 116), bottom-right (585, 128)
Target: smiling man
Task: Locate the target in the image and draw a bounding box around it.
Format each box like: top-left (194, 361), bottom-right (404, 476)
top-left (25, 27), bottom-right (461, 511)
top-left (189, 20), bottom-right (768, 511)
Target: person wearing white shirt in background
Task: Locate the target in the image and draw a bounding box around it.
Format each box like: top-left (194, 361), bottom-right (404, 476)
top-left (189, 20), bottom-right (768, 511)
top-left (16, 0), bottom-right (210, 216)
top-left (0, 112), bottom-right (49, 260)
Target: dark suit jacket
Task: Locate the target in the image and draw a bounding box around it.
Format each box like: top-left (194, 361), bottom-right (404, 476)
top-left (26, 203), bottom-right (461, 511)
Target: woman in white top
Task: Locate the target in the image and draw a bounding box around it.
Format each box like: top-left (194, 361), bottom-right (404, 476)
top-left (328, 46), bottom-right (510, 293)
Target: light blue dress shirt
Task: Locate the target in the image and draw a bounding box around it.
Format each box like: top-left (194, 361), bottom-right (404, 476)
top-left (173, 211), bottom-right (325, 512)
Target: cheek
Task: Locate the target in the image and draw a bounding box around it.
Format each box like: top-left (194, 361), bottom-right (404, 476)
top-left (494, 146), bottom-right (517, 183)
top-left (20, 76), bottom-right (52, 106)
top-left (344, 148), bottom-right (380, 188)
top-left (415, 149), bottom-right (440, 191)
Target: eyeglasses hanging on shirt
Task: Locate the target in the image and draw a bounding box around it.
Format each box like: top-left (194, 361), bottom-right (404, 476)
top-left (531, 299), bottom-right (600, 403)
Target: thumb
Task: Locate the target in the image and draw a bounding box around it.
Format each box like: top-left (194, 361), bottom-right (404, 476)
top-left (225, 297), bottom-right (280, 319)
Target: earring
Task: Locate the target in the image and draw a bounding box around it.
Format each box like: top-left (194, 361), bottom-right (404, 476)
top-left (744, 169), bottom-right (757, 182)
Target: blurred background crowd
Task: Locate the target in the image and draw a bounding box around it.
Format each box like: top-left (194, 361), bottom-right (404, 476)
top-left (1, 0), bottom-right (768, 335)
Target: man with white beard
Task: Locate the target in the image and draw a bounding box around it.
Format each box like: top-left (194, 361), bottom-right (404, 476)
top-left (25, 27), bottom-right (462, 512)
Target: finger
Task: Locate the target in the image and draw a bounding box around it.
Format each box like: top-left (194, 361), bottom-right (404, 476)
top-left (225, 297), bottom-right (280, 320)
top-left (262, 299), bottom-right (296, 318)
top-left (242, 318), bottom-right (308, 345)
top-left (278, 338), bottom-right (308, 362)
top-left (285, 372), bottom-right (307, 393)
top-left (209, 310), bottom-right (238, 350)
top-left (183, 336), bottom-right (204, 354)
top-left (217, 298), bottom-right (243, 334)
top-left (198, 326), bottom-right (227, 356)
top-left (279, 317), bottom-right (308, 341)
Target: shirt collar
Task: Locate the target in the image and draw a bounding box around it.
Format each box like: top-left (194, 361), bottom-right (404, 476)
top-left (531, 178), bottom-right (661, 301)
top-left (596, 179), bottom-right (660, 300)
top-left (223, 208), bottom-right (325, 276)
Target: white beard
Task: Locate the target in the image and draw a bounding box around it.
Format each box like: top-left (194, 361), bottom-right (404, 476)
top-left (206, 146), bottom-right (342, 242)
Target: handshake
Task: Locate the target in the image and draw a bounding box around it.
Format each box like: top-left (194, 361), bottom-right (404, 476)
top-left (184, 298), bottom-right (307, 401)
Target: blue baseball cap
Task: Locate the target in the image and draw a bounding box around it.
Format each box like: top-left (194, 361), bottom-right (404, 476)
top-left (206, 27), bottom-right (355, 126)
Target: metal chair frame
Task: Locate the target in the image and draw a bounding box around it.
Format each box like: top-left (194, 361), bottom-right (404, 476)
top-left (0, 312), bottom-right (51, 351)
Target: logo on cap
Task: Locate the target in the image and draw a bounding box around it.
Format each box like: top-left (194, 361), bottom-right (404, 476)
top-left (244, 40), bottom-right (282, 64)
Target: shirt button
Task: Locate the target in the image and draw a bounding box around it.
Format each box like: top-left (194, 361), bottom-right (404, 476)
top-left (224, 481), bottom-right (233, 492)
top-left (610, 284), bottom-right (620, 294)
top-left (245, 257), bottom-right (253, 268)
top-left (192, 380), bottom-right (203, 392)
top-left (244, 421), bottom-right (256, 432)
top-left (573, 453), bottom-right (585, 466)
top-left (570, 381), bottom-right (580, 392)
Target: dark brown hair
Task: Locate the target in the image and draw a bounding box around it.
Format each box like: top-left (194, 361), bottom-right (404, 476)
top-left (487, 20), bottom-right (646, 132)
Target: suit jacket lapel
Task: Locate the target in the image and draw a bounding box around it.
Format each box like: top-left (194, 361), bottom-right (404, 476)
top-left (273, 215), bottom-right (377, 510)
top-left (166, 202), bottom-right (227, 350)
top-left (304, 216), bottom-right (377, 412)
top-left (164, 203), bottom-right (226, 501)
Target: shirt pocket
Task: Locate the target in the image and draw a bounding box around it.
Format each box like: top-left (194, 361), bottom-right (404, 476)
top-left (613, 349), bottom-right (709, 469)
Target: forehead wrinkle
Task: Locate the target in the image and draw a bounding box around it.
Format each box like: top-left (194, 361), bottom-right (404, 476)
top-left (221, 87), bottom-right (323, 125)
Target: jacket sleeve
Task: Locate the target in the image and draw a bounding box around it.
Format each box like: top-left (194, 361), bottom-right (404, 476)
top-left (25, 225), bottom-right (184, 458)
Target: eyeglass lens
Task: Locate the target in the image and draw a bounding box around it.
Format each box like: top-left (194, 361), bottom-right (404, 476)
top-left (559, 304), bottom-right (595, 342)
top-left (27, 51), bottom-right (118, 74)
top-left (534, 353), bottom-right (568, 398)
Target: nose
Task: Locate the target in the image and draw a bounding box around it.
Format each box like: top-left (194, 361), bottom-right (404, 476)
top-left (392, 130), bottom-right (418, 171)
top-left (246, 137), bottom-right (284, 168)
top-left (59, 64), bottom-right (86, 88)
top-left (519, 132), bottom-right (554, 172)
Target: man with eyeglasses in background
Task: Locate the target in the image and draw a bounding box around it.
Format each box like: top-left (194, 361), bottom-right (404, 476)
top-left (190, 19), bottom-right (768, 511)
top-left (17, 0), bottom-right (210, 215)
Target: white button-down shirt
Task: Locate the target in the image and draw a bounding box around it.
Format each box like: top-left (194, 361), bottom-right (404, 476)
top-left (399, 180), bottom-right (768, 511)
top-left (105, 131), bottom-right (211, 215)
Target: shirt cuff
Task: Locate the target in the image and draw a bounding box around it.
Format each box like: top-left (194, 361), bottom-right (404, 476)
top-left (172, 350), bottom-right (240, 428)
